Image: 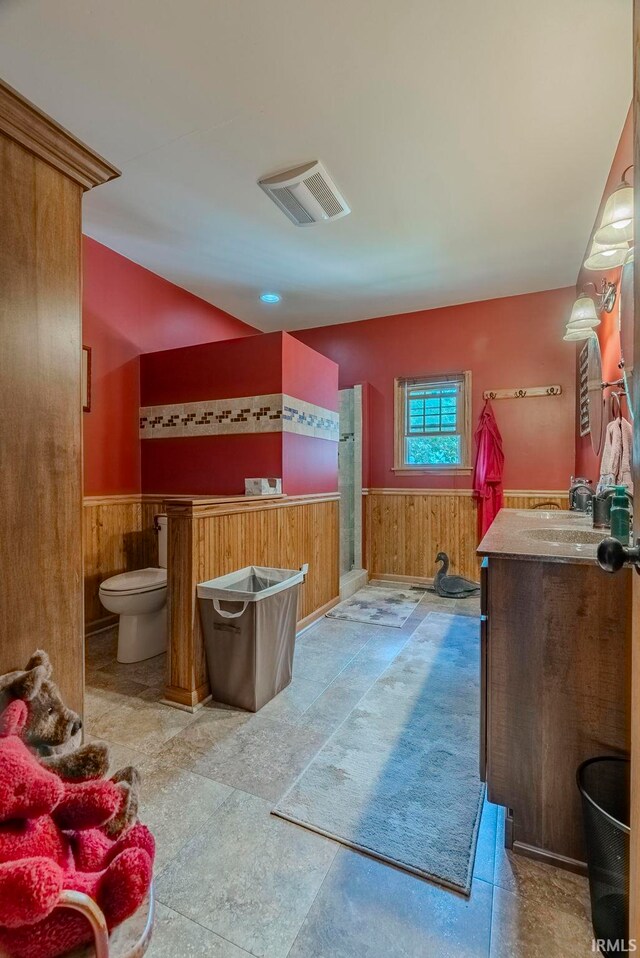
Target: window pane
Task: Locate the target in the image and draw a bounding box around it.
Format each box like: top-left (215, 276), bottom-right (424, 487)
top-left (407, 382), bottom-right (459, 439)
top-left (405, 435), bottom-right (461, 465)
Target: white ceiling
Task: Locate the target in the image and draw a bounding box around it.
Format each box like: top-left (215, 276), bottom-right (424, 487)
top-left (0, 0), bottom-right (631, 331)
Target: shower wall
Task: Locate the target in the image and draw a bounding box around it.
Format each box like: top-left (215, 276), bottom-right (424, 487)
top-left (338, 386), bottom-right (364, 581)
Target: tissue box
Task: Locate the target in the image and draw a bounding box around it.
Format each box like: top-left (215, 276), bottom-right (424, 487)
top-left (245, 478), bottom-right (282, 496)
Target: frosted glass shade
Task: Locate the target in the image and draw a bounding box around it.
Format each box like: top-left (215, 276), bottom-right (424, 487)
top-left (584, 238), bottom-right (629, 270)
top-left (568, 294), bottom-right (599, 328)
top-left (594, 184), bottom-right (634, 245)
top-left (563, 328), bottom-right (596, 342)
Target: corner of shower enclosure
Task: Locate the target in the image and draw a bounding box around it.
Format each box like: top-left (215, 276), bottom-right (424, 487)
top-left (338, 385), bottom-right (367, 599)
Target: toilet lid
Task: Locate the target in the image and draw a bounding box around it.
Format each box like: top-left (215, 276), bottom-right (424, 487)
top-left (100, 568), bottom-right (167, 595)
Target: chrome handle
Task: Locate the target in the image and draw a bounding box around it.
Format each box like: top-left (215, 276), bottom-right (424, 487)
top-left (597, 536), bottom-right (640, 573)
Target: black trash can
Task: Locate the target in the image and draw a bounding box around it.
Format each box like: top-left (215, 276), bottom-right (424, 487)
top-left (577, 756), bottom-right (630, 956)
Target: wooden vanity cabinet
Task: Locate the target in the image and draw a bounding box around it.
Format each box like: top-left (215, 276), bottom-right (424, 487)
top-left (480, 554), bottom-right (631, 870)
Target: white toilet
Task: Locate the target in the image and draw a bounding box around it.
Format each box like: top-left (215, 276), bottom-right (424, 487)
top-left (99, 515), bottom-right (168, 663)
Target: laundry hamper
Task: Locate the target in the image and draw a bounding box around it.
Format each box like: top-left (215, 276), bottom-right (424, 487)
top-left (197, 565), bottom-right (307, 712)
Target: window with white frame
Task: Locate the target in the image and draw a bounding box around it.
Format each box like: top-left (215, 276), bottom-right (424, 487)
top-left (394, 372), bottom-right (472, 472)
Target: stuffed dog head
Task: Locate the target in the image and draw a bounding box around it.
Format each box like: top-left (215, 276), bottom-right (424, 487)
top-left (0, 651), bottom-right (82, 755)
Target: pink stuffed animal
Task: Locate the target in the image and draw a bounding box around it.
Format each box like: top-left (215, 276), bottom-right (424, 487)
top-left (0, 701), bottom-right (154, 958)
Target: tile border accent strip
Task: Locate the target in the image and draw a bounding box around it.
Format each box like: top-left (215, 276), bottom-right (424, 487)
top-left (139, 393), bottom-right (339, 442)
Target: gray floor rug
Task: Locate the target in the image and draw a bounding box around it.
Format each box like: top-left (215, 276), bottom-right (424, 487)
top-left (326, 585), bottom-right (422, 628)
top-left (273, 612), bottom-right (484, 895)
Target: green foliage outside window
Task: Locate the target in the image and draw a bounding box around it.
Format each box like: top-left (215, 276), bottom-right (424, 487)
top-left (406, 435), bottom-right (461, 465)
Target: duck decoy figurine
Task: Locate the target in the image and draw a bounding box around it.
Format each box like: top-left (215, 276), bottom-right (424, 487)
top-left (434, 552), bottom-right (481, 598)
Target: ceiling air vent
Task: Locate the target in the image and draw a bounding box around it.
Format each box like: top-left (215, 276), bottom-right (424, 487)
top-left (258, 161), bottom-right (350, 227)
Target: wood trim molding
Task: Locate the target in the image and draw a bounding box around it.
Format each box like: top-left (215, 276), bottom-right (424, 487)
top-left (85, 614), bottom-right (118, 637)
top-left (163, 683), bottom-right (211, 711)
top-left (373, 573), bottom-right (434, 586)
top-left (84, 491), bottom-right (340, 508)
top-left (296, 596), bottom-right (341, 633)
top-left (631, 0), bottom-right (640, 939)
top-left (83, 495), bottom-right (147, 507)
top-left (0, 79), bottom-right (120, 190)
top-left (83, 494), bottom-right (214, 506)
top-left (510, 841), bottom-right (587, 877)
top-left (165, 492), bottom-right (340, 519)
top-left (366, 487), bottom-right (475, 497)
top-left (363, 488), bottom-right (567, 497)
top-left (391, 467), bottom-right (474, 476)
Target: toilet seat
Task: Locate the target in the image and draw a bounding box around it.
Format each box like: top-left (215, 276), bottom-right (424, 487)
top-left (99, 568), bottom-right (167, 597)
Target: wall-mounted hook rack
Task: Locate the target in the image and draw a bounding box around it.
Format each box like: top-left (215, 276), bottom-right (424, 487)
top-left (482, 385), bottom-right (562, 400)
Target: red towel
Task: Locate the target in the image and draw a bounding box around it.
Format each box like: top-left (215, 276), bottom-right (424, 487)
top-left (473, 400), bottom-right (504, 538)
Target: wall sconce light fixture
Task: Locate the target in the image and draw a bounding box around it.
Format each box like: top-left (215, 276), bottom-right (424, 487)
top-left (564, 293), bottom-right (600, 341)
top-left (563, 280), bottom-right (617, 342)
top-left (594, 165), bottom-right (634, 246)
top-left (584, 237), bottom-right (629, 271)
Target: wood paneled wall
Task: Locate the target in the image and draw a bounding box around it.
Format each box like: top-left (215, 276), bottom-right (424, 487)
top-left (165, 494), bottom-right (340, 708)
top-left (365, 489), bottom-right (567, 582)
top-left (0, 80), bottom-right (118, 715)
top-left (83, 497), bottom-right (162, 632)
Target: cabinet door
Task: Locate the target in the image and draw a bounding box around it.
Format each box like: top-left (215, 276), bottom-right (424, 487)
top-left (479, 558), bottom-right (489, 781)
top-left (480, 613), bottom-right (488, 782)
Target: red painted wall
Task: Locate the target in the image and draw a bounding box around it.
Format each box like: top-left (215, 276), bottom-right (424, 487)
top-left (141, 434), bottom-right (283, 497)
top-left (140, 332), bottom-right (338, 495)
top-left (574, 107), bottom-right (632, 482)
top-left (82, 237), bottom-right (257, 495)
top-left (283, 434), bottom-right (339, 496)
top-left (293, 287), bottom-right (577, 491)
top-left (140, 333), bottom-right (282, 406)
top-left (282, 335), bottom-right (339, 411)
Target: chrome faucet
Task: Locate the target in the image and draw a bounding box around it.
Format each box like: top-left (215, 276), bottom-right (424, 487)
top-left (592, 487), bottom-right (616, 529)
top-left (569, 476), bottom-right (595, 513)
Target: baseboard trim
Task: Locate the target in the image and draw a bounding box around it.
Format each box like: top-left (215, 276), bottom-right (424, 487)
top-left (160, 694), bottom-right (212, 714)
top-left (371, 573), bottom-right (435, 587)
top-left (163, 682), bottom-right (211, 709)
top-left (85, 615), bottom-right (118, 637)
top-left (296, 596), bottom-right (341, 635)
top-left (511, 840), bottom-right (588, 876)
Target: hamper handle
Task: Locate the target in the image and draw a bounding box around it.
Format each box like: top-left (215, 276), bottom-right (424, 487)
top-left (213, 598), bottom-right (249, 618)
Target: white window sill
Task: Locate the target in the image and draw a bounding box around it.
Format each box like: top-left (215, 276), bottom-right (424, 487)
top-left (392, 466), bottom-right (473, 476)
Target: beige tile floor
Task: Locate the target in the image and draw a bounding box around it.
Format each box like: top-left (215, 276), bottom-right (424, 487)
top-left (85, 588), bottom-right (595, 958)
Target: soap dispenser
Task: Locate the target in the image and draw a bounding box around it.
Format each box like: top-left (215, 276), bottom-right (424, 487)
top-left (610, 486), bottom-right (631, 545)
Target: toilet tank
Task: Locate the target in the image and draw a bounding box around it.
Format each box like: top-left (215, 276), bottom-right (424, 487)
top-left (156, 515), bottom-right (168, 569)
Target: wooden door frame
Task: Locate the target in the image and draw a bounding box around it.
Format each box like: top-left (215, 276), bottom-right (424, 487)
top-left (632, 2), bottom-right (640, 942)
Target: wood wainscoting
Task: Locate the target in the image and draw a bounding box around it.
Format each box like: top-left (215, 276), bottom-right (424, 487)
top-left (83, 496), bottom-right (163, 633)
top-left (164, 494), bottom-right (340, 709)
top-left (365, 489), bottom-right (567, 582)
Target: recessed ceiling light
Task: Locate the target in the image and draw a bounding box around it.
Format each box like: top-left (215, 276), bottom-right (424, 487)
top-left (260, 292), bottom-right (281, 304)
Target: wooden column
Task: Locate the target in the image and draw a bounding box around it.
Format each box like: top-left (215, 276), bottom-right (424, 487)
top-left (0, 79), bottom-right (118, 714)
